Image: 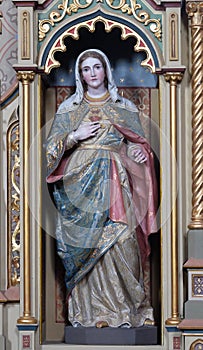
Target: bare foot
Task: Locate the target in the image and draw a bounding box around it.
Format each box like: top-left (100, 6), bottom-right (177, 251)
top-left (144, 318), bottom-right (155, 326)
top-left (95, 321), bottom-right (109, 328)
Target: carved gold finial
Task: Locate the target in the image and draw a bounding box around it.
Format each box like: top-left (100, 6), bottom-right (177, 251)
top-left (186, 2), bottom-right (203, 229)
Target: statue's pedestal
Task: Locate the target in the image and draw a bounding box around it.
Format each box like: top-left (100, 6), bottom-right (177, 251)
top-left (183, 229), bottom-right (203, 319)
top-left (65, 325), bottom-right (158, 345)
top-left (0, 336), bottom-right (5, 350)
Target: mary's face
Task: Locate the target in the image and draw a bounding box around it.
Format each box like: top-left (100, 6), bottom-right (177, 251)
top-left (81, 57), bottom-right (106, 91)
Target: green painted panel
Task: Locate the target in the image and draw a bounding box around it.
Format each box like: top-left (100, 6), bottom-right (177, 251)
top-left (38, 0), bottom-right (163, 50)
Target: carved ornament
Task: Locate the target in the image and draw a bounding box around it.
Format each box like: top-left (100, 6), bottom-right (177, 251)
top-left (190, 339), bottom-right (203, 350)
top-left (39, 0), bottom-right (162, 42)
top-left (44, 16), bottom-right (156, 74)
top-left (7, 122), bottom-right (20, 287)
top-left (16, 71), bottom-right (35, 83)
top-left (192, 274), bottom-right (203, 297)
top-left (186, 2), bottom-right (203, 25)
top-left (186, 1), bottom-right (203, 229)
top-left (164, 72), bottom-right (183, 85)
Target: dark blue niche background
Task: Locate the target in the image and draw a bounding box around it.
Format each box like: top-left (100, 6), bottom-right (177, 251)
top-left (44, 23), bottom-right (158, 88)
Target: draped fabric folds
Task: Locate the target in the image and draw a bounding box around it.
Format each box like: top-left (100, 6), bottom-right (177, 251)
top-left (46, 49), bottom-right (157, 328)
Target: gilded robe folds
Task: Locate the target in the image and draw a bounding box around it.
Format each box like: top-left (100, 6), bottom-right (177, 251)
top-left (46, 99), bottom-right (157, 327)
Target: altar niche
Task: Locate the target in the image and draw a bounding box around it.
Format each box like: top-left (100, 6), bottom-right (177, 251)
top-left (41, 23), bottom-right (161, 345)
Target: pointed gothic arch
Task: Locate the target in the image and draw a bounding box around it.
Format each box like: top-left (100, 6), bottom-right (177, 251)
top-left (38, 9), bottom-right (162, 343)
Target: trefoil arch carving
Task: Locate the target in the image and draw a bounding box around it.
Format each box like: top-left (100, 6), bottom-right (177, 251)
top-left (39, 16), bottom-right (161, 74)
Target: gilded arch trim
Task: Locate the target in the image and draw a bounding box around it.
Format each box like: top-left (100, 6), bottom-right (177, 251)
top-left (39, 15), bottom-right (160, 74)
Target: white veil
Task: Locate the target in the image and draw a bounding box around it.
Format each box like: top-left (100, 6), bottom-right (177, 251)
top-left (57, 48), bottom-right (138, 113)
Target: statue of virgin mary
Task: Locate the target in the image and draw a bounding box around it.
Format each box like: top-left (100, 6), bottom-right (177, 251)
top-left (46, 49), bottom-right (157, 328)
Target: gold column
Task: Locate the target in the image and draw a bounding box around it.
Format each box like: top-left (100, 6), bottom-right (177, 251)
top-left (16, 71), bottom-right (37, 324)
top-left (187, 2), bottom-right (203, 229)
top-left (164, 72), bottom-right (183, 325)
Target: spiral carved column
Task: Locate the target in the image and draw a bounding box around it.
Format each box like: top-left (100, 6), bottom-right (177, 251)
top-left (187, 2), bottom-right (203, 229)
top-left (177, 3), bottom-right (203, 333)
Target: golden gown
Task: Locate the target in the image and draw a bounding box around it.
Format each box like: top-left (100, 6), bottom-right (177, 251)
top-left (46, 91), bottom-right (157, 327)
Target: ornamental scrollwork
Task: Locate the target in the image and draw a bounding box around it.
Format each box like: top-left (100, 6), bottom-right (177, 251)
top-left (8, 122), bottom-right (20, 287)
top-left (39, 0), bottom-right (93, 41)
top-left (39, 0), bottom-right (162, 41)
top-left (107, 0), bottom-right (162, 40)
